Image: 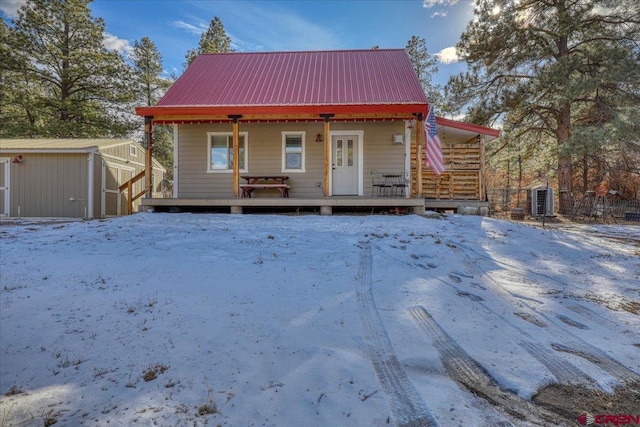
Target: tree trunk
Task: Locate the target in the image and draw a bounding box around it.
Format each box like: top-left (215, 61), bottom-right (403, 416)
top-left (557, 101), bottom-right (573, 214)
top-left (582, 154), bottom-right (588, 194)
top-left (555, 21), bottom-right (573, 215)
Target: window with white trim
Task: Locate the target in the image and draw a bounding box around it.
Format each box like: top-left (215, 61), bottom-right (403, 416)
top-left (207, 132), bottom-right (248, 172)
top-left (129, 144), bottom-right (138, 157)
top-left (282, 131), bottom-right (305, 172)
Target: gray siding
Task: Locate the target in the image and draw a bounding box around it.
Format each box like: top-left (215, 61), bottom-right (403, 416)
top-left (4, 152), bottom-right (88, 217)
top-left (177, 121), bottom-right (407, 198)
top-left (98, 144), bottom-right (155, 216)
top-left (101, 142), bottom-right (145, 168)
top-left (332, 121), bottom-right (407, 195)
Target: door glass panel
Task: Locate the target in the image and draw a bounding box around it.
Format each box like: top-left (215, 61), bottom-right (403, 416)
top-left (347, 139), bottom-right (354, 167)
top-left (336, 140), bottom-right (343, 167)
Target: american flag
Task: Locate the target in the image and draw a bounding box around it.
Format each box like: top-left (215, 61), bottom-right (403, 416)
top-left (424, 106), bottom-right (445, 175)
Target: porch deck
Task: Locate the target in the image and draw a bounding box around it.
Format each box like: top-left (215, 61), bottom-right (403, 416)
top-left (140, 197), bottom-right (489, 215)
top-left (140, 197), bottom-right (426, 215)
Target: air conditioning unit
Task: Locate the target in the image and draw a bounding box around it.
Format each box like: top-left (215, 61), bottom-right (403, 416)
top-left (531, 186), bottom-right (554, 216)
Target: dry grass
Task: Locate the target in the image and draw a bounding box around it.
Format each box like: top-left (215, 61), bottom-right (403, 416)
top-left (142, 363), bottom-right (169, 382)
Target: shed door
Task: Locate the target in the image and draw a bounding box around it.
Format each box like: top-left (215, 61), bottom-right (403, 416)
top-left (103, 163), bottom-right (120, 217)
top-left (0, 158), bottom-right (9, 216)
top-left (119, 169), bottom-right (132, 216)
top-left (332, 135), bottom-right (359, 195)
top-left (102, 162), bottom-right (135, 217)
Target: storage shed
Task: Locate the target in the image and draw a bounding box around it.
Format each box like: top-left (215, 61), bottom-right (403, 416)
top-left (0, 139), bottom-right (166, 218)
top-left (530, 185), bottom-right (554, 216)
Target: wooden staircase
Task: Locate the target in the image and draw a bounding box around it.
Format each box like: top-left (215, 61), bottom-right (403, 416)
top-left (118, 170), bottom-right (150, 215)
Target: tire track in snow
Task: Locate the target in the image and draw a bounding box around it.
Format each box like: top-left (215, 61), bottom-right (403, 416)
top-left (451, 241), bottom-right (640, 386)
top-left (356, 243), bottom-right (437, 427)
top-left (517, 340), bottom-right (590, 387)
top-left (408, 306), bottom-right (564, 426)
top-left (377, 244), bottom-right (594, 387)
top-left (566, 304), bottom-right (632, 335)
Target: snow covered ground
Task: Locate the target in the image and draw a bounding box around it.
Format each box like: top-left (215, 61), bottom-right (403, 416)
top-left (1, 213), bottom-right (639, 426)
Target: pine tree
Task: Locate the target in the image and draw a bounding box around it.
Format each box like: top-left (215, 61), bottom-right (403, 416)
top-left (131, 37), bottom-right (168, 107)
top-left (4, 0), bottom-right (135, 138)
top-left (130, 36), bottom-right (174, 177)
top-left (0, 20), bottom-right (40, 138)
top-left (184, 16), bottom-right (234, 68)
top-left (405, 36), bottom-right (443, 110)
top-left (447, 0), bottom-right (640, 212)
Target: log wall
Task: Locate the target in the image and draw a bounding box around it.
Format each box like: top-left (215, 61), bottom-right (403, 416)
top-left (412, 135), bottom-right (484, 200)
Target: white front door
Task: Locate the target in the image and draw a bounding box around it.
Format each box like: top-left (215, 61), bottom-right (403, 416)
top-left (0, 158), bottom-right (9, 216)
top-left (332, 134), bottom-right (359, 195)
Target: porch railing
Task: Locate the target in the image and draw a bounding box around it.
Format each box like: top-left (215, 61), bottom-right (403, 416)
top-left (118, 170), bottom-right (150, 215)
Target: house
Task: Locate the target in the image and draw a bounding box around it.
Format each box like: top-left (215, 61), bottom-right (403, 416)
top-left (0, 139), bottom-right (166, 218)
top-left (135, 49), bottom-right (498, 215)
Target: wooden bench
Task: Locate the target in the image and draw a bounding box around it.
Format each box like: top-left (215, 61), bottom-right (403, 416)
top-left (240, 183), bottom-right (290, 198)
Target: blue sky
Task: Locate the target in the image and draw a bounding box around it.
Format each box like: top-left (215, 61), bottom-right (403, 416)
top-left (2, 0), bottom-right (474, 86)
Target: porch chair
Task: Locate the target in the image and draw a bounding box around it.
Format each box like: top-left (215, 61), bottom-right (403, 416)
top-left (392, 171), bottom-right (409, 197)
top-left (371, 170), bottom-right (392, 197)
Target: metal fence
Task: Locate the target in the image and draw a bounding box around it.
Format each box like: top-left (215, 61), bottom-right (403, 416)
top-left (487, 187), bottom-right (640, 222)
top-left (486, 188), bottom-right (531, 212)
top-left (570, 193), bottom-right (640, 221)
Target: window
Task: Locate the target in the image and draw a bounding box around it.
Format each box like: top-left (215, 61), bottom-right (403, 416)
top-left (282, 131), bottom-right (305, 172)
top-left (129, 144), bottom-right (138, 157)
top-left (207, 132), bottom-right (248, 172)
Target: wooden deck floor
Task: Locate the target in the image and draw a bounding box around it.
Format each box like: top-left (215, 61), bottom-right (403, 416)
top-left (140, 197), bottom-right (490, 215)
top-left (140, 197), bottom-right (426, 215)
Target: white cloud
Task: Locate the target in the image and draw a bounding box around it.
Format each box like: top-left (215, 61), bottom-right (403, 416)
top-left (436, 46), bottom-right (459, 64)
top-left (103, 32), bottom-right (134, 56)
top-left (166, 3), bottom-right (340, 53)
top-left (171, 19), bottom-right (207, 36)
top-left (422, 0), bottom-right (459, 9)
top-left (423, 0), bottom-right (460, 19)
top-left (0, 0), bottom-right (25, 19)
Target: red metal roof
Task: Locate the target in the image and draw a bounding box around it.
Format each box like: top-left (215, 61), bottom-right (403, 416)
top-left (435, 117), bottom-right (501, 138)
top-left (147, 49), bottom-right (428, 113)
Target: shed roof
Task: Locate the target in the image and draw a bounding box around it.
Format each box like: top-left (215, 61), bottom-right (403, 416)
top-left (136, 49), bottom-right (429, 119)
top-left (0, 139), bottom-right (167, 171)
top-left (0, 139), bottom-right (133, 152)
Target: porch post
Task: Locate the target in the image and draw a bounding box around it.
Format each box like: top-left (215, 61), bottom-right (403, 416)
top-left (228, 115), bottom-right (243, 198)
top-left (479, 134), bottom-right (486, 200)
top-left (320, 114), bottom-right (334, 197)
top-left (144, 116), bottom-right (154, 198)
top-left (414, 113), bottom-right (424, 198)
